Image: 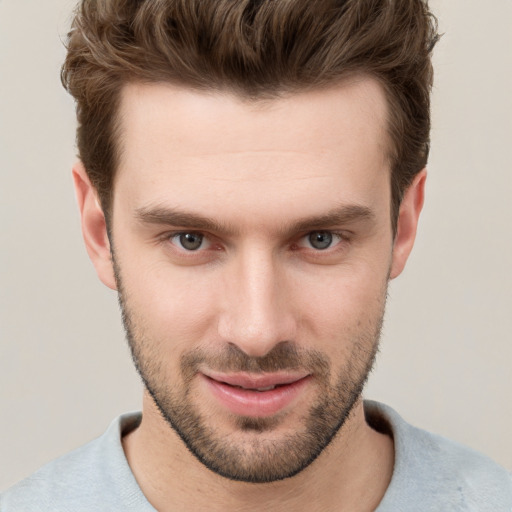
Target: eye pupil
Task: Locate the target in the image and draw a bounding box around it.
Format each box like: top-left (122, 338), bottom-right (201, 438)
top-left (179, 233), bottom-right (203, 250)
top-left (309, 231), bottom-right (333, 250)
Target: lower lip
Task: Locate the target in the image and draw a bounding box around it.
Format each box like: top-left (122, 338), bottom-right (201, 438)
top-left (202, 375), bottom-right (311, 418)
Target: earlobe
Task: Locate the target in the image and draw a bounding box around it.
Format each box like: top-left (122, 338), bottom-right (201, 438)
top-left (72, 162), bottom-right (117, 290)
top-left (390, 169), bottom-right (427, 279)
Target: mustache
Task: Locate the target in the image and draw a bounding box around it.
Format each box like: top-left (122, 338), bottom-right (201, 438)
top-left (180, 342), bottom-right (331, 378)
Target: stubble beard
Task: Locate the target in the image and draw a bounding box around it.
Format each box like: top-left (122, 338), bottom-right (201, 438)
top-left (114, 261), bottom-right (385, 484)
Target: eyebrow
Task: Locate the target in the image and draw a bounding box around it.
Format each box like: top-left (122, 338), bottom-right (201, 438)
top-left (136, 206), bottom-right (234, 234)
top-left (290, 204), bottom-right (375, 233)
top-left (135, 203), bottom-right (376, 237)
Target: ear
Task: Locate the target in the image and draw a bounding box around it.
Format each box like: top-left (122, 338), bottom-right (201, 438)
top-left (73, 162), bottom-right (117, 290)
top-left (390, 169), bottom-right (426, 279)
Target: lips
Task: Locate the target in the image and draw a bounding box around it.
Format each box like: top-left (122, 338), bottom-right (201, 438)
top-left (201, 371), bottom-right (311, 418)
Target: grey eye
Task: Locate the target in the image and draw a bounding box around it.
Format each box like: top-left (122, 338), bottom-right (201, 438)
top-left (308, 231), bottom-right (333, 250)
top-left (178, 233), bottom-right (204, 251)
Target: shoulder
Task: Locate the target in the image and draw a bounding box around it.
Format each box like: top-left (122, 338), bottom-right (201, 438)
top-left (0, 412), bottom-right (152, 512)
top-left (365, 401), bottom-right (512, 512)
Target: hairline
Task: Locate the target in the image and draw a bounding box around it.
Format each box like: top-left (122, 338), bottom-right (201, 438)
top-left (103, 73), bottom-right (399, 231)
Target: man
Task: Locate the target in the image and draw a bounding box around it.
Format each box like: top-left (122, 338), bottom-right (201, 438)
top-left (1, 0), bottom-right (511, 510)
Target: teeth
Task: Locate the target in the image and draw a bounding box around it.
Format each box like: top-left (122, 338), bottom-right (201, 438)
top-left (234, 384), bottom-right (277, 391)
top-left (256, 386), bottom-right (276, 391)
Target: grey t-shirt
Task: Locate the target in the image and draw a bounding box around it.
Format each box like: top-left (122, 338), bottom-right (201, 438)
top-left (2, 401), bottom-right (511, 511)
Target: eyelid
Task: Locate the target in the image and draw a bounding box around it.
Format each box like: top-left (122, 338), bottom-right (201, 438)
top-left (157, 229), bottom-right (350, 256)
top-left (295, 230), bottom-right (348, 250)
top-left (166, 230), bottom-right (212, 251)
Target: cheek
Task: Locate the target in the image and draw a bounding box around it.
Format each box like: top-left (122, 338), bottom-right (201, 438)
top-left (292, 261), bottom-right (388, 352)
top-left (120, 261), bottom-right (221, 353)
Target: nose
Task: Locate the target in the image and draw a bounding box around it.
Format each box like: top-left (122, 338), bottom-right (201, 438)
top-left (217, 246), bottom-right (297, 358)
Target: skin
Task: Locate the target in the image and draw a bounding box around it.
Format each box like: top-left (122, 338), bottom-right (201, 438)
top-left (74, 77), bottom-right (425, 511)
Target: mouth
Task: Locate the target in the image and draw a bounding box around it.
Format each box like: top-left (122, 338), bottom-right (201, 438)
top-left (200, 371), bottom-right (311, 418)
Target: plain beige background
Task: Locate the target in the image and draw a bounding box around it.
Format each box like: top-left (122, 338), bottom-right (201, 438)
top-left (1, 0), bottom-right (511, 491)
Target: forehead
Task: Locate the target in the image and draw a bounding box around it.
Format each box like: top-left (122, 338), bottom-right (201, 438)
top-left (117, 77), bottom-right (389, 161)
top-left (113, 78), bottom-right (391, 227)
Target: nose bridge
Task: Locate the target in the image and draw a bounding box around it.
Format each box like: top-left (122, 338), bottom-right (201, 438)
top-left (218, 244), bottom-right (294, 357)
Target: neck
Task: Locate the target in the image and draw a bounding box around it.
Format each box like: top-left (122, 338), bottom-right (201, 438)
top-left (122, 393), bottom-right (394, 512)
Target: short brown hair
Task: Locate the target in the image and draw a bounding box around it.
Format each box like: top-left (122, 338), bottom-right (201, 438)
top-left (62, 0), bottom-right (439, 228)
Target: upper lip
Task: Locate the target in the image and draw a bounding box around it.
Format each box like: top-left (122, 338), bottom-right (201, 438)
top-left (202, 371), bottom-right (310, 390)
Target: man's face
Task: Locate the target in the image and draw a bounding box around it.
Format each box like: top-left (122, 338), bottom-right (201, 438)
top-left (109, 78), bottom-right (395, 482)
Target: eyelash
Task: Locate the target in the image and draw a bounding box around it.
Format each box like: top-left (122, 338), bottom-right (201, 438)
top-left (294, 231), bottom-right (346, 251)
top-left (160, 230), bottom-right (350, 255)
